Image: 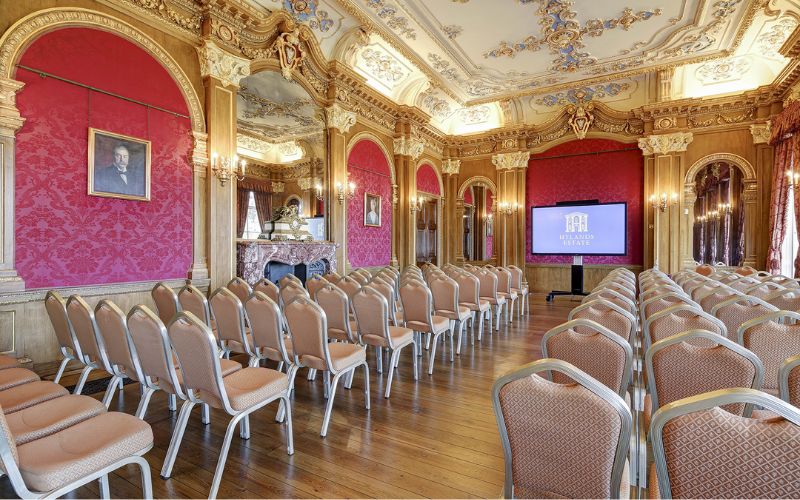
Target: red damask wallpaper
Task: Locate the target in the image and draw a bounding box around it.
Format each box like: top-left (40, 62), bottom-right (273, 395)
top-left (416, 163), bottom-right (441, 196)
top-left (347, 139), bottom-right (392, 267)
top-left (464, 187), bottom-right (473, 205)
top-left (525, 139), bottom-right (643, 265)
top-left (15, 28), bottom-right (193, 288)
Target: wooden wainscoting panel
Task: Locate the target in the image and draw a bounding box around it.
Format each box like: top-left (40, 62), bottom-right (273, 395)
top-left (525, 263), bottom-right (642, 293)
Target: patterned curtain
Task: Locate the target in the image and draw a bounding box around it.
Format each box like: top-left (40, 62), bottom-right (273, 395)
top-left (236, 188), bottom-right (250, 238)
top-left (253, 191), bottom-right (272, 230)
top-left (767, 136), bottom-right (794, 273)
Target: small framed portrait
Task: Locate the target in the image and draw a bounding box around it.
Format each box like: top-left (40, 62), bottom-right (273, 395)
top-left (364, 192), bottom-right (382, 227)
top-left (87, 128), bottom-right (151, 201)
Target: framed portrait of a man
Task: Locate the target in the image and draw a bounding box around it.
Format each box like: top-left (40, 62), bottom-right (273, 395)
top-left (364, 192), bottom-right (381, 227)
top-left (88, 128), bottom-right (151, 201)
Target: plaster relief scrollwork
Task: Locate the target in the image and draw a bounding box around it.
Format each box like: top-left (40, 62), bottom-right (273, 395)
top-left (274, 29), bottom-right (305, 81)
top-left (750, 121), bottom-right (771, 145)
top-left (393, 137), bottom-right (424, 160)
top-left (567, 103), bottom-right (594, 140)
top-left (492, 151), bottom-right (530, 170)
top-left (191, 131), bottom-right (209, 173)
top-left (272, 181), bottom-right (286, 193)
top-left (197, 40), bottom-right (250, 88)
top-left (442, 159), bottom-right (461, 175)
top-left (325, 103), bottom-right (357, 134)
top-left (638, 132), bottom-right (694, 155)
top-left (0, 78), bottom-right (25, 137)
top-left (297, 177), bottom-right (313, 191)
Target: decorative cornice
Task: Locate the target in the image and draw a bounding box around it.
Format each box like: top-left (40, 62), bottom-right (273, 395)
top-left (442, 159), bottom-right (461, 175)
top-left (393, 137), bottom-right (425, 160)
top-left (0, 78), bottom-right (25, 137)
top-left (271, 181), bottom-right (285, 193)
top-left (638, 132), bottom-right (694, 155)
top-left (750, 121), bottom-right (771, 145)
top-left (297, 177), bottom-right (313, 191)
top-left (325, 103), bottom-right (357, 134)
top-left (197, 39), bottom-right (251, 87)
top-left (492, 151), bottom-right (530, 170)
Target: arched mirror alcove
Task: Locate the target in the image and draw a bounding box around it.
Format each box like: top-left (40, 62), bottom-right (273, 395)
top-left (458, 176), bottom-right (497, 263)
top-left (415, 162), bottom-right (443, 266)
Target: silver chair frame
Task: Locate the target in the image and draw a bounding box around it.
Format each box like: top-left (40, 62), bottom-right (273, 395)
top-left (643, 303), bottom-right (727, 352)
top-left (95, 299), bottom-right (145, 409)
top-left (779, 354), bottom-right (800, 404)
top-left (568, 298), bottom-right (637, 348)
top-left (737, 309), bottom-right (800, 346)
top-left (650, 388), bottom-right (800, 500)
top-left (492, 359), bottom-right (631, 499)
top-left (45, 290), bottom-right (85, 385)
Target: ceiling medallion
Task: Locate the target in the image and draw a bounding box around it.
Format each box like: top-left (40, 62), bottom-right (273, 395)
top-left (536, 82), bottom-right (630, 107)
top-left (567, 103), bottom-right (594, 140)
top-left (483, 0), bottom-right (661, 73)
top-left (283, 0), bottom-right (334, 32)
top-left (696, 56), bottom-right (750, 83)
top-left (458, 106), bottom-right (491, 124)
top-left (360, 48), bottom-right (407, 86)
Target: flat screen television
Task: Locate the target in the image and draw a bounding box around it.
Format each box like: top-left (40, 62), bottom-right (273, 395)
top-left (531, 202), bottom-right (627, 256)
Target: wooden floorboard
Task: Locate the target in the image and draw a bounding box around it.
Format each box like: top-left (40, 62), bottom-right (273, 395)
top-left (0, 293), bottom-right (578, 499)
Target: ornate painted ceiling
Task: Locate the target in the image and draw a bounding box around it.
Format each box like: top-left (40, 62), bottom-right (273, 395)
top-left (246, 0), bottom-right (800, 135)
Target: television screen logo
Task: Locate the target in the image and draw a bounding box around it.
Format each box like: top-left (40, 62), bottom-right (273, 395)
top-left (564, 212), bottom-right (588, 233)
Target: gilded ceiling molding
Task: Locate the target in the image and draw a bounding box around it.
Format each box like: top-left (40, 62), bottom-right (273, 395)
top-left (492, 151), bottom-right (530, 170)
top-left (272, 181), bottom-right (286, 193)
top-left (297, 177), bottom-right (313, 190)
top-left (197, 39), bottom-right (251, 87)
top-left (325, 103), bottom-right (357, 134)
top-left (237, 134), bottom-right (274, 154)
top-left (0, 7), bottom-right (206, 132)
top-left (750, 122), bottom-right (771, 145)
top-left (119, 0), bottom-right (201, 36)
top-left (393, 136), bottom-right (425, 160)
top-left (638, 132), bottom-right (694, 156)
top-left (442, 159), bottom-right (461, 175)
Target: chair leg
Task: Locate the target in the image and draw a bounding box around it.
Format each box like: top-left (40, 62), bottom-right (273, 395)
top-left (168, 394), bottom-right (177, 412)
top-left (478, 310), bottom-right (485, 341)
top-left (376, 346), bottom-right (383, 374)
top-left (161, 400), bottom-right (195, 479)
top-left (362, 363), bottom-right (370, 410)
top-left (321, 373), bottom-right (342, 437)
top-left (281, 394), bottom-right (294, 455)
top-left (73, 365), bottom-right (93, 395)
top-left (384, 349), bottom-right (398, 399)
top-left (277, 365), bottom-right (298, 423)
top-left (99, 474), bottom-right (110, 499)
top-left (135, 387), bottom-right (155, 420)
top-left (101, 375), bottom-right (121, 408)
top-left (202, 403), bottom-right (211, 425)
top-left (323, 370), bottom-right (331, 398)
top-left (448, 330), bottom-right (454, 362)
top-left (456, 320), bottom-right (464, 356)
top-left (209, 413), bottom-right (245, 499)
top-left (428, 333), bottom-right (441, 375)
top-left (308, 368), bottom-right (317, 381)
top-left (53, 357), bottom-right (69, 384)
top-left (495, 305), bottom-right (502, 331)
top-left (411, 341), bottom-right (419, 380)
top-left (240, 414), bottom-right (250, 440)
top-left (416, 332), bottom-right (423, 357)
top-left (133, 455), bottom-right (153, 499)
top-left (277, 361), bottom-right (284, 373)
top-left (425, 332), bottom-right (431, 350)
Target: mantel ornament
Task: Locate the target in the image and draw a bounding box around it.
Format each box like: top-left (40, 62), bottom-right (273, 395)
top-left (325, 103), bottom-right (357, 134)
top-left (442, 159), bottom-right (461, 175)
top-left (274, 28), bottom-right (305, 81)
top-left (492, 151), bottom-right (530, 170)
top-left (393, 137), bottom-right (425, 160)
top-left (196, 40), bottom-right (250, 88)
top-left (260, 205), bottom-right (312, 241)
top-left (567, 103), bottom-right (595, 140)
top-left (638, 132), bottom-right (694, 155)
top-left (750, 121), bottom-right (771, 145)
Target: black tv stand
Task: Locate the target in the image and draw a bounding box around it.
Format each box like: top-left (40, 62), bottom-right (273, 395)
top-left (546, 256), bottom-right (589, 302)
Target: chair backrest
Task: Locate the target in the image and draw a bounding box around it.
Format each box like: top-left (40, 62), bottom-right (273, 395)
top-left (650, 388), bottom-right (800, 499)
top-left (65, 295), bottom-right (111, 371)
top-left (430, 276), bottom-right (459, 314)
top-left (640, 285), bottom-right (683, 302)
top-left (368, 280), bottom-right (396, 317)
top-left (349, 272), bottom-right (369, 286)
top-left (335, 276), bottom-right (362, 300)
top-left (507, 266), bottom-right (524, 290)
top-left (353, 287), bottom-right (392, 347)
top-left (44, 290), bottom-right (82, 358)
top-left (253, 278), bottom-right (279, 302)
top-left (698, 288), bottom-right (742, 313)
top-left (492, 359), bottom-right (631, 499)
top-left (322, 271), bottom-right (342, 283)
top-left (780, 355), bottom-right (800, 407)
top-left (168, 312), bottom-right (230, 411)
top-left (126, 304), bottom-right (183, 396)
top-left (400, 280), bottom-right (434, 329)
top-left (765, 288), bottom-right (800, 310)
top-left (738, 310), bottom-right (800, 393)
top-left (245, 292), bottom-right (289, 363)
top-left (645, 329), bottom-right (764, 417)
top-left (584, 289), bottom-right (636, 317)
top-left (454, 272), bottom-right (480, 305)
top-left (495, 268), bottom-right (512, 294)
top-left (95, 299), bottom-right (143, 382)
top-left (541, 319), bottom-right (633, 397)
top-left (306, 276), bottom-right (327, 300)
top-left (710, 296), bottom-right (778, 342)
top-left (279, 282), bottom-right (310, 309)
top-left (226, 277), bottom-right (253, 304)
top-left (641, 293), bottom-right (696, 321)
top-left (644, 304), bottom-right (726, 349)
top-left (765, 274), bottom-right (800, 288)
top-left (208, 287), bottom-right (252, 355)
top-left (316, 284), bottom-right (356, 343)
top-left (682, 276), bottom-right (709, 294)
top-left (746, 281), bottom-right (785, 300)
top-left (690, 281), bottom-right (726, 301)
top-left (278, 274), bottom-right (302, 288)
top-left (729, 275), bottom-right (762, 292)
top-left (602, 281), bottom-right (635, 302)
top-left (695, 264), bottom-right (714, 276)
top-left (151, 282), bottom-right (180, 325)
top-left (477, 270), bottom-right (499, 300)
top-left (177, 284), bottom-right (212, 328)
top-left (568, 299), bottom-right (635, 343)
top-left (284, 296), bottom-right (330, 371)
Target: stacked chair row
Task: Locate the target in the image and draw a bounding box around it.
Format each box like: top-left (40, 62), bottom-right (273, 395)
top-left (0, 350), bottom-right (153, 499)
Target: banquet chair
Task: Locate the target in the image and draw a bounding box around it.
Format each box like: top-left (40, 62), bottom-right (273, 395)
top-left (400, 280), bottom-right (453, 375)
top-left (710, 295), bottom-right (778, 342)
top-left (65, 295), bottom-right (114, 396)
top-left (477, 269), bottom-right (505, 332)
top-left (316, 284), bottom-right (358, 344)
top-left (226, 277), bottom-right (253, 304)
top-left (738, 310), bottom-right (800, 395)
top-left (278, 282), bottom-right (310, 309)
top-left (209, 287), bottom-right (254, 362)
top-left (151, 282), bottom-right (181, 325)
top-left (430, 276), bottom-right (471, 355)
top-left (44, 290), bottom-right (85, 384)
top-left (94, 299), bottom-right (145, 408)
top-left (253, 278), bottom-right (280, 302)
top-left (454, 271), bottom-right (489, 343)
top-left (494, 268), bottom-right (518, 324)
top-left (306, 275), bottom-right (327, 300)
top-left (507, 265), bottom-right (529, 316)
top-left (244, 291), bottom-right (294, 373)
top-left (178, 283), bottom-right (215, 332)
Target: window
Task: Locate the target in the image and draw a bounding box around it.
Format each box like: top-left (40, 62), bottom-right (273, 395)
top-left (243, 191), bottom-right (262, 239)
top-left (781, 185), bottom-right (799, 277)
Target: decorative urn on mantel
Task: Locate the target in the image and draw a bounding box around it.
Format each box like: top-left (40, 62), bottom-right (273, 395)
top-left (260, 206), bottom-right (313, 241)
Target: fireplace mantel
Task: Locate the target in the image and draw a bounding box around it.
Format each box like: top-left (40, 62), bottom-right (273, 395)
top-left (236, 240), bottom-right (338, 285)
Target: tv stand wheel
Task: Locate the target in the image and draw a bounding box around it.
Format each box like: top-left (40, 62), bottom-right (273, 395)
top-left (546, 294), bottom-right (553, 302)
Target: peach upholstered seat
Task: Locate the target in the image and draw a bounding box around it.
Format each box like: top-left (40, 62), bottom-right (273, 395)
top-left (492, 359), bottom-right (631, 499)
top-left (0, 368), bottom-right (39, 392)
top-left (151, 282), bottom-right (180, 325)
top-left (0, 355), bottom-right (18, 371)
top-left (5, 394), bottom-right (105, 445)
top-left (0, 382), bottom-right (68, 414)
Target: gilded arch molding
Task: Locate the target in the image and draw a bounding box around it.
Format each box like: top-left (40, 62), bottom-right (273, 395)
top-left (458, 176), bottom-right (498, 199)
top-left (0, 7), bottom-right (205, 133)
top-left (685, 152), bottom-right (756, 183)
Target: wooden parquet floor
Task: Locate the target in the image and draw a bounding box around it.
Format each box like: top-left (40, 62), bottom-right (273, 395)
top-left (0, 294), bottom-right (577, 499)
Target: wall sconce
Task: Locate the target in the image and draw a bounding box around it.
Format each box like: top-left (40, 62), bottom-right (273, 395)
top-left (486, 212), bottom-right (493, 222)
top-left (498, 202), bottom-right (517, 216)
top-left (314, 183), bottom-right (324, 201)
top-left (410, 196), bottom-right (422, 213)
top-left (335, 180), bottom-right (356, 204)
top-left (696, 215), bottom-right (706, 224)
top-left (718, 202), bottom-right (732, 215)
top-left (211, 152), bottom-right (246, 186)
top-left (788, 169), bottom-right (800, 189)
top-left (649, 192), bottom-right (678, 213)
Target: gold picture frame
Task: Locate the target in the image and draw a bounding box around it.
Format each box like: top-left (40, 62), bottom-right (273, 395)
top-left (364, 192), bottom-right (382, 227)
top-left (87, 127), bottom-right (151, 201)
